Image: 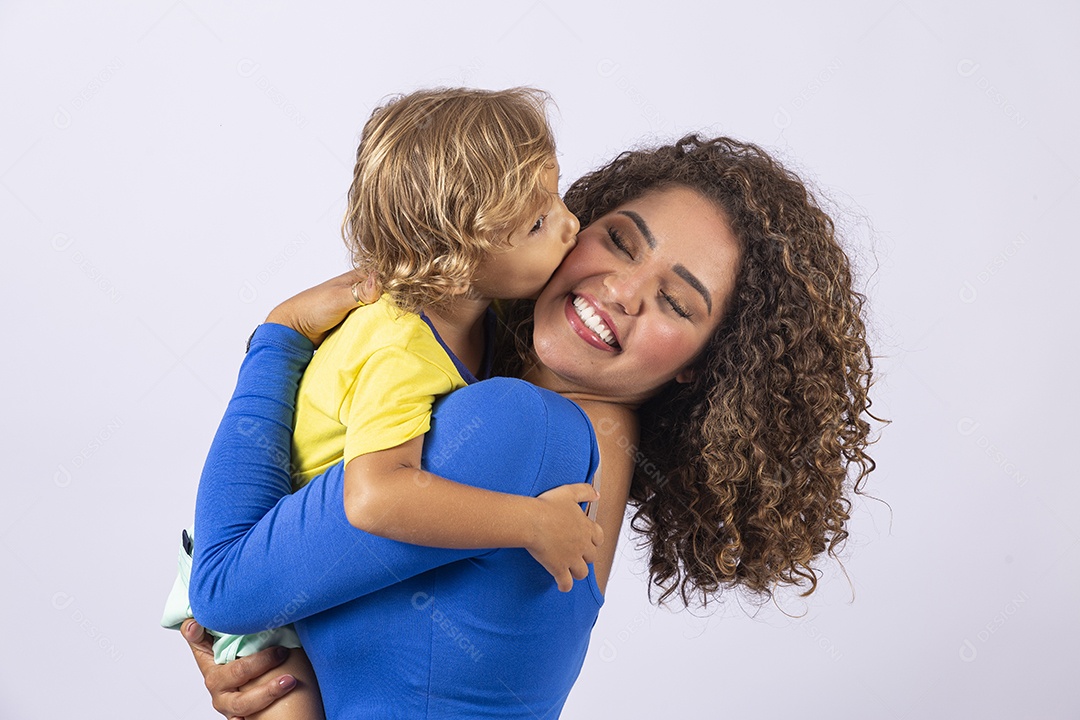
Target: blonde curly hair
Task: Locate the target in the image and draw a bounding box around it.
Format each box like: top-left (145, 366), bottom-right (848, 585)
top-left (343, 87), bottom-right (555, 314)
top-left (499, 134), bottom-right (880, 606)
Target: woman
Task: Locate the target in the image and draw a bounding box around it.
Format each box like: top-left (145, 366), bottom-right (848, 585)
top-left (185, 134), bottom-right (878, 718)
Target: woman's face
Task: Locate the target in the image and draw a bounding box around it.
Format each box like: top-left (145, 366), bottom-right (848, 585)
top-left (531, 185), bottom-right (741, 405)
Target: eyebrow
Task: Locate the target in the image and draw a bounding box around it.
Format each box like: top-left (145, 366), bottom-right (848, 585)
top-left (617, 210), bottom-right (656, 249)
top-left (673, 264), bottom-right (713, 315)
top-left (617, 209), bottom-right (713, 314)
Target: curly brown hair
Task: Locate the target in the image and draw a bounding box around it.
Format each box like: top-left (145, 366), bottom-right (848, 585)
top-left (499, 134), bottom-right (879, 606)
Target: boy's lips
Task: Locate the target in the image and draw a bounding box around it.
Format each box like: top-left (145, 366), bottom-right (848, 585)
top-left (563, 293), bottom-right (621, 352)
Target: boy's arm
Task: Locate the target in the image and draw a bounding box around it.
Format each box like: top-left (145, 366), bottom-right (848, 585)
top-left (189, 327), bottom-right (600, 632)
top-left (344, 441), bottom-right (604, 592)
top-left (190, 324), bottom-right (482, 634)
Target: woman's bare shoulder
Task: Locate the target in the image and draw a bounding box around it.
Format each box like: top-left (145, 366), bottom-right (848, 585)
top-left (573, 400), bottom-right (638, 596)
top-left (574, 400), bottom-right (638, 480)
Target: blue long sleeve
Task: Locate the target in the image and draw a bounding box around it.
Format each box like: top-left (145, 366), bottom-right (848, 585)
top-left (188, 324), bottom-right (604, 718)
top-left (189, 324), bottom-right (476, 634)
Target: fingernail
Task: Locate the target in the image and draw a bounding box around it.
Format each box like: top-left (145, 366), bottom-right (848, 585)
top-left (278, 675), bottom-right (297, 690)
top-left (274, 646), bottom-right (289, 661)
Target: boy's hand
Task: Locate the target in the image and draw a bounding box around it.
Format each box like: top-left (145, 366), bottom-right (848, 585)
top-left (265, 271), bottom-right (380, 346)
top-left (528, 484), bottom-right (604, 592)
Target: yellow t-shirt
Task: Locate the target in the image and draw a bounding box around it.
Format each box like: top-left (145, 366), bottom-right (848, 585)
top-left (290, 296), bottom-right (468, 489)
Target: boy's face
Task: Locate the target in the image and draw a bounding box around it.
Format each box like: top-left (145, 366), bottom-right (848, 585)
top-left (471, 161), bottom-right (579, 300)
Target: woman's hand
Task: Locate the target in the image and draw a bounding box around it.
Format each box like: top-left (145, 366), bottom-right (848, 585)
top-left (265, 271), bottom-right (380, 347)
top-left (181, 620), bottom-right (296, 720)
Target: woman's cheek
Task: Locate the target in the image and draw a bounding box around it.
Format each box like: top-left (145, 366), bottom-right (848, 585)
top-left (654, 325), bottom-right (704, 369)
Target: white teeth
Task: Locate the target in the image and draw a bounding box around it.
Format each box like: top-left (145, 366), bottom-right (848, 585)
top-left (572, 297), bottom-right (617, 347)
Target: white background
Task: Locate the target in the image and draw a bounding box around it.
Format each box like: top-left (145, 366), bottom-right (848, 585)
top-left (2, 1), bottom-right (1076, 718)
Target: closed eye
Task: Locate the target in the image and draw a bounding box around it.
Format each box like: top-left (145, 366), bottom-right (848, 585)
top-left (661, 290), bottom-right (692, 319)
top-left (530, 215), bottom-right (546, 234)
top-left (607, 227), bottom-right (632, 258)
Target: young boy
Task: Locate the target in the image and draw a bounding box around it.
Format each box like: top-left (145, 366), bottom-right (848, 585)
top-left (165, 88), bottom-right (600, 719)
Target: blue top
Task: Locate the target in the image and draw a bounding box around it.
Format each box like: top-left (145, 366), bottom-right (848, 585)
top-left (189, 323), bottom-right (604, 719)
top-left (418, 307), bottom-right (497, 384)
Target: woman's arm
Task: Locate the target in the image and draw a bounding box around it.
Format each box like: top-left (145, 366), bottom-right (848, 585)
top-left (189, 324), bottom-right (604, 632)
top-left (189, 323), bottom-right (483, 633)
top-left (182, 619), bottom-right (299, 720)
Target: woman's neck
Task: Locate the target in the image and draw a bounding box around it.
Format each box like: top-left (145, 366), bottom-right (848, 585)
top-left (521, 362), bottom-right (641, 411)
top-left (423, 297), bottom-right (491, 379)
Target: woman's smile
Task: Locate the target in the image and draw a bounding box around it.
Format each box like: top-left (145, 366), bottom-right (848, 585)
top-left (530, 184), bottom-right (741, 405)
top-left (565, 293), bottom-right (621, 351)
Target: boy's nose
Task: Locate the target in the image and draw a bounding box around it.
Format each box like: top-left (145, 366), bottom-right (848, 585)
top-left (563, 211), bottom-right (580, 243)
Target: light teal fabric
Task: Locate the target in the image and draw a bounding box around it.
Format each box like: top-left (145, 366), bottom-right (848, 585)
top-left (160, 527), bottom-right (302, 663)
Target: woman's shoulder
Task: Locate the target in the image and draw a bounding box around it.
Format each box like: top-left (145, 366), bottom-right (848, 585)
top-left (424, 378), bottom-right (598, 497)
top-left (439, 377), bottom-right (593, 432)
top-left (451, 380), bottom-right (640, 463)
top-left (432, 378), bottom-right (597, 475)
top-left (571, 400), bottom-right (637, 442)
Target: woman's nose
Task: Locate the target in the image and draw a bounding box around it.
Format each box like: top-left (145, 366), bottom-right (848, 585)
top-left (603, 266), bottom-right (645, 315)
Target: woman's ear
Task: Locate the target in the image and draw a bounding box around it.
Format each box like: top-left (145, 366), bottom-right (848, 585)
top-left (675, 367), bottom-right (695, 384)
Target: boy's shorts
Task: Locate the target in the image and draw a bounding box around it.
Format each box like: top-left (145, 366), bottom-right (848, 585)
top-left (160, 527), bottom-right (302, 664)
